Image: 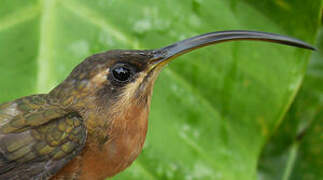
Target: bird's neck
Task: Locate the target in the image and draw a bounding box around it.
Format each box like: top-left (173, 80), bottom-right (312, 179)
top-left (71, 94), bottom-right (151, 178)
top-left (52, 87), bottom-right (153, 179)
top-left (82, 95), bottom-right (151, 143)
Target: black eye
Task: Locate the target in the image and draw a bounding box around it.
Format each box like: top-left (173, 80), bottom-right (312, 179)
top-left (111, 64), bottom-right (133, 82)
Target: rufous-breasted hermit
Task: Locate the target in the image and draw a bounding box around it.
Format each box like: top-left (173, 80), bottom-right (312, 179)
top-left (0, 30), bottom-right (314, 180)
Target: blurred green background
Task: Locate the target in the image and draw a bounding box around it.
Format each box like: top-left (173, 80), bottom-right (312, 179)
top-left (0, 0), bottom-right (322, 179)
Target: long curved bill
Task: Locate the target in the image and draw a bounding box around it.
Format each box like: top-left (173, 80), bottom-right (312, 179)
top-left (150, 30), bottom-right (315, 65)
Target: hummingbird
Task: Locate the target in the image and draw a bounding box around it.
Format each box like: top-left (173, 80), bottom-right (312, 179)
top-left (0, 31), bottom-right (314, 180)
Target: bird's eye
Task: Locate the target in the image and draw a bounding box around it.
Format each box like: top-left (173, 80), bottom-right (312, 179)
top-left (111, 64), bottom-right (133, 82)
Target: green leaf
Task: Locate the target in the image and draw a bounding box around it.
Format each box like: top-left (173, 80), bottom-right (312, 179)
top-left (0, 0), bottom-right (321, 179)
top-left (258, 26), bottom-right (323, 180)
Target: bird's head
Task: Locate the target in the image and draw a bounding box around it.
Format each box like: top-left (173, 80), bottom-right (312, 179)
top-left (50, 30), bottom-right (314, 116)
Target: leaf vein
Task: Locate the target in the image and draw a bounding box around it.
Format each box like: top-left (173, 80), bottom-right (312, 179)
top-left (36, 0), bottom-right (56, 92)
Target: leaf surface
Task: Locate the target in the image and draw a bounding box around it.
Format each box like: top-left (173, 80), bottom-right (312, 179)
top-left (258, 26), bottom-right (323, 180)
top-left (0, 0), bottom-right (321, 179)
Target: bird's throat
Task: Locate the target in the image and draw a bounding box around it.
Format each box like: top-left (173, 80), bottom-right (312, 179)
top-left (86, 102), bottom-right (150, 179)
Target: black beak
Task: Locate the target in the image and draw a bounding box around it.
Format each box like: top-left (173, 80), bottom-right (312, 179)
top-left (151, 30), bottom-right (315, 64)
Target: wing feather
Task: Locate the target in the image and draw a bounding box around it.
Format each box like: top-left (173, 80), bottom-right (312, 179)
top-left (0, 95), bottom-right (87, 180)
